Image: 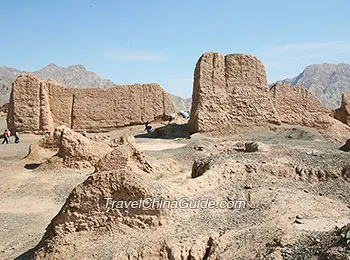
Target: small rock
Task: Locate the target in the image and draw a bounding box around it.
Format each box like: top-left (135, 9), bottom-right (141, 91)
top-left (244, 185), bottom-right (252, 189)
top-left (296, 215), bottom-right (303, 220)
top-left (315, 238), bottom-right (321, 243)
top-left (194, 145), bottom-right (205, 151)
top-left (294, 219), bottom-right (304, 224)
top-left (245, 141), bottom-right (269, 153)
top-left (303, 189), bottom-right (309, 193)
top-left (191, 158), bottom-right (213, 178)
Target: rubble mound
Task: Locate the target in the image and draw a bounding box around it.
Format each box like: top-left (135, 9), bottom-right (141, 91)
top-left (270, 83), bottom-right (332, 128)
top-left (189, 52), bottom-right (280, 133)
top-left (335, 92), bottom-right (350, 126)
top-left (54, 125), bottom-right (113, 169)
top-left (95, 135), bottom-right (152, 173)
top-left (7, 73), bottom-right (175, 133)
top-left (33, 169), bottom-right (169, 259)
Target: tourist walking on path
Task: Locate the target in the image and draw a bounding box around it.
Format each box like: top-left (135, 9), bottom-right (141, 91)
top-left (2, 129), bottom-right (9, 144)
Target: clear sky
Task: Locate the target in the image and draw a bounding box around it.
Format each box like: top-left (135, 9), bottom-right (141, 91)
top-left (1, 0), bottom-right (350, 97)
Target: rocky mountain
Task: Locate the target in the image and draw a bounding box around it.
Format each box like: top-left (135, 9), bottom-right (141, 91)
top-left (0, 64), bottom-right (189, 112)
top-left (0, 75), bottom-right (12, 108)
top-left (33, 63), bottom-right (115, 89)
top-left (0, 64), bottom-right (115, 107)
top-left (277, 63), bottom-right (350, 109)
top-left (169, 94), bottom-right (191, 112)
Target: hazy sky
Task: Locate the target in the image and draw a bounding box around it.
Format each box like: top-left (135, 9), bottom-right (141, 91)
top-left (1, 0), bottom-right (350, 97)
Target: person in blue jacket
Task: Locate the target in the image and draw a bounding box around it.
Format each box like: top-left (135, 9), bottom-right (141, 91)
top-left (145, 121), bottom-right (152, 134)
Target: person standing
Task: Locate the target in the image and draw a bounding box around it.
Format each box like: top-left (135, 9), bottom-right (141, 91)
top-left (168, 113), bottom-right (175, 124)
top-left (2, 129), bottom-right (9, 144)
top-left (15, 132), bottom-right (20, 144)
top-left (6, 129), bottom-right (11, 143)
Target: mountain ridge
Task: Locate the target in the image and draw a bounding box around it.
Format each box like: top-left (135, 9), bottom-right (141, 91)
top-left (2, 62), bottom-right (349, 112)
top-left (276, 63), bottom-right (350, 109)
top-left (0, 63), bottom-right (189, 112)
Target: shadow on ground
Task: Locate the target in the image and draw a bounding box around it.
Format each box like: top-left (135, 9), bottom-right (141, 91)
top-left (134, 123), bottom-right (191, 140)
top-left (24, 163), bottom-right (41, 170)
top-left (15, 248), bottom-right (34, 260)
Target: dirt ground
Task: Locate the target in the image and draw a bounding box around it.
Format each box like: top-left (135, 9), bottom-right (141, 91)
top-left (0, 116), bottom-right (349, 259)
top-left (0, 117), bottom-right (89, 259)
top-left (0, 118), bottom-right (191, 259)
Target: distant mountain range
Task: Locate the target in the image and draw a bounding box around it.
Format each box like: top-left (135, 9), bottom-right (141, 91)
top-left (0, 63), bottom-right (191, 112)
top-left (168, 94), bottom-right (191, 112)
top-left (276, 63), bottom-right (350, 109)
top-left (0, 64), bottom-right (115, 109)
top-left (1, 62), bottom-right (349, 112)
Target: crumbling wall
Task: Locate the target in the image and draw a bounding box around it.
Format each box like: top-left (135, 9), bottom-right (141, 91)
top-left (189, 52), bottom-right (280, 133)
top-left (7, 74), bottom-right (42, 132)
top-left (270, 83), bottom-right (331, 128)
top-left (334, 92), bottom-right (350, 126)
top-left (7, 74), bottom-right (175, 132)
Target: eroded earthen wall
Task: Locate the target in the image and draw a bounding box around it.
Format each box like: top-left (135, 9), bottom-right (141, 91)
top-left (334, 92), bottom-right (350, 126)
top-left (189, 52), bottom-right (280, 133)
top-left (7, 74), bottom-right (175, 132)
top-left (269, 83), bottom-right (331, 128)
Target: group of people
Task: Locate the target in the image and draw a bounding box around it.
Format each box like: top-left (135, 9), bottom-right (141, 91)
top-left (146, 111), bottom-right (191, 134)
top-left (2, 129), bottom-right (20, 144)
top-left (168, 111), bottom-right (190, 124)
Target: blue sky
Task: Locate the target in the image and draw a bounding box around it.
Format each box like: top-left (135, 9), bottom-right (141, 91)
top-left (1, 0), bottom-right (350, 97)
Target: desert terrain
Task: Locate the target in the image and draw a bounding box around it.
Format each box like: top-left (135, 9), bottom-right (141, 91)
top-left (0, 52), bottom-right (349, 260)
top-left (0, 112), bottom-right (349, 259)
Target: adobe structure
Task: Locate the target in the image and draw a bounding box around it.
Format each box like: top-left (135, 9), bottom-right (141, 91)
top-left (7, 74), bottom-right (175, 133)
top-left (335, 92), bottom-right (350, 126)
top-left (188, 52), bottom-right (343, 133)
top-left (188, 52), bottom-right (281, 133)
top-left (269, 83), bottom-right (332, 129)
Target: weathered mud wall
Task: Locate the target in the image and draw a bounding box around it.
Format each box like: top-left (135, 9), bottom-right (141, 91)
top-left (270, 83), bottom-right (331, 128)
top-left (7, 74), bottom-right (175, 132)
top-left (189, 52), bottom-right (280, 133)
top-left (334, 92), bottom-right (350, 126)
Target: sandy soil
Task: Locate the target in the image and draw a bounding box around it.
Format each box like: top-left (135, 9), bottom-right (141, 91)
top-left (0, 117), bottom-right (91, 259)
top-left (0, 116), bottom-right (349, 259)
top-left (0, 118), bottom-right (191, 259)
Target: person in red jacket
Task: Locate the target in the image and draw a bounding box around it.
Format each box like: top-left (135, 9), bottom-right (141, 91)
top-left (2, 129), bottom-right (9, 144)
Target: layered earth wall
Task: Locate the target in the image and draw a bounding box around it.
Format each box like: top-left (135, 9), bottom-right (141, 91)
top-left (7, 74), bottom-right (175, 132)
